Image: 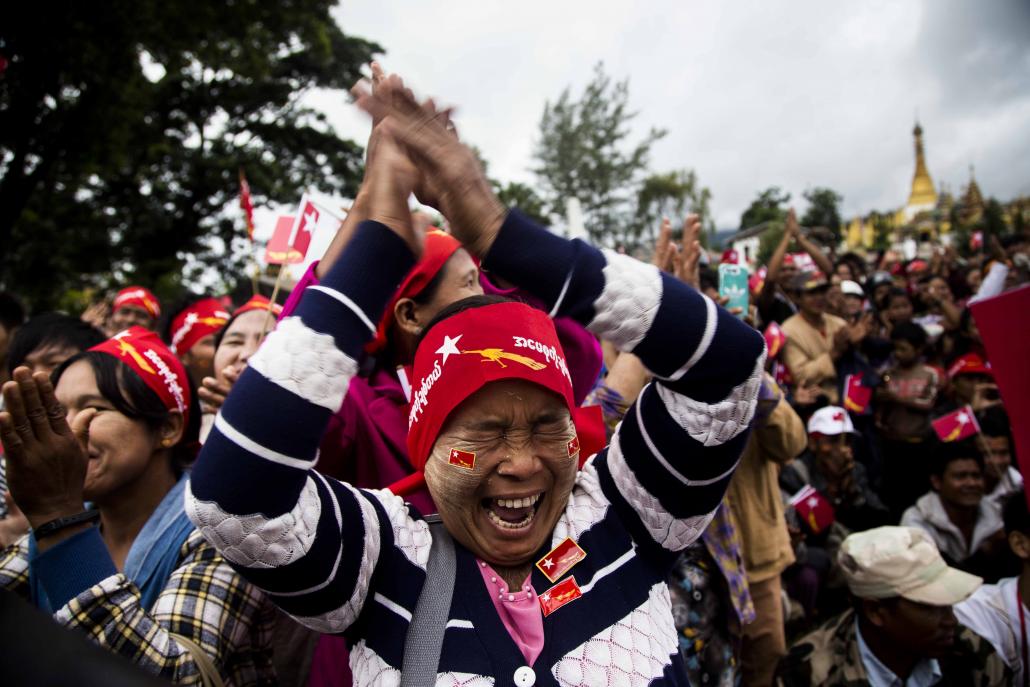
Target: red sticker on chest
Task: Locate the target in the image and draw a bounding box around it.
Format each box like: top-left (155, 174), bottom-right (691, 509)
top-left (536, 537), bottom-right (587, 583)
top-left (539, 576), bottom-right (583, 617)
top-left (448, 448), bottom-right (476, 470)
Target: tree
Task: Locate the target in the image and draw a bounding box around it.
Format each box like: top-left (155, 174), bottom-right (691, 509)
top-left (0, 2), bottom-right (381, 309)
top-left (533, 62), bottom-right (666, 248)
top-left (634, 169), bottom-right (714, 249)
top-left (801, 187), bottom-right (844, 240)
top-left (495, 182), bottom-right (548, 227)
top-left (740, 187), bottom-right (790, 229)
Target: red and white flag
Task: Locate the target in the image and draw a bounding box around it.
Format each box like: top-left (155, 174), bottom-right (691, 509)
top-left (932, 405), bottom-right (981, 443)
top-left (288, 196), bottom-right (320, 263)
top-left (264, 216), bottom-right (297, 265)
top-left (790, 484), bottom-right (835, 535)
top-left (970, 231), bottom-right (984, 251)
top-left (238, 169), bottom-right (256, 243)
top-left (843, 373), bottom-right (873, 414)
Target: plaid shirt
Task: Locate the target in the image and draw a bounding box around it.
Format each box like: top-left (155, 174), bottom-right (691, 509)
top-left (0, 529), bottom-right (277, 686)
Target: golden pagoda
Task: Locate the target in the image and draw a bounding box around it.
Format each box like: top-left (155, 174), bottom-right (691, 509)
top-left (957, 165), bottom-right (985, 225)
top-left (903, 121), bottom-right (938, 221)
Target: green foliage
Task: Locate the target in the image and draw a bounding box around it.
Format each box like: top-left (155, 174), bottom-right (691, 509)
top-left (495, 182), bottom-right (549, 227)
top-left (0, 1), bottom-right (381, 309)
top-left (801, 187), bottom-right (843, 240)
top-left (983, 198), bottom-right (1007, 237)
top-left (634, 169), bottom-right (714, 249)
top-left (871, 211), bottom-right (894, 251)
top-left (740, 187), bottom-right (790, 229)
top-left (533, 62), bottom-right (666, 248)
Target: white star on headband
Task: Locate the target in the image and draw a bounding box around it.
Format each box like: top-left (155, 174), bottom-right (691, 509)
top-left (436, 334), bottom-right (463, 364)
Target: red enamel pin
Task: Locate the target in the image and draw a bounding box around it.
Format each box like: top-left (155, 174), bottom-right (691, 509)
top-left (567, 436), bottom-right (580, 457)
top-left (448, 448), bottom-right (476, 470)
top-left (536, 536), bottom-right (587, 583)
top-left (539, 576), bottom-right (583, 617)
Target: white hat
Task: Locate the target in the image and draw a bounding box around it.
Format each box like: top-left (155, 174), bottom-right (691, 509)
top-left (839, 526), bottom-right (982, 605)
top-left (807, 405), bottom-right (857, 436)
top-left (841, 280), bottom-right (865, 297)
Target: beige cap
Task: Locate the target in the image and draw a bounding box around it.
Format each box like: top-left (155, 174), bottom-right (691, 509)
top-left (838, 526), bottom-right (982, 606)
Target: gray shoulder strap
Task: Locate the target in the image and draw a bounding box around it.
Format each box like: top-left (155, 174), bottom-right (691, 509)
top-left (401, 516), bottom-right (456, 687)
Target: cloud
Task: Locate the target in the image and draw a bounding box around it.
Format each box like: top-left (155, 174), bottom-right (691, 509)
top-left (297, 0), bottom-right (1029, 234)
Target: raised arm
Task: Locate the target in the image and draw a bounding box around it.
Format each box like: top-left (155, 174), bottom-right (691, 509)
top-left (186, 131), bottom-right (425, 634)
top-left (354, 82), bottom-right (766, 558)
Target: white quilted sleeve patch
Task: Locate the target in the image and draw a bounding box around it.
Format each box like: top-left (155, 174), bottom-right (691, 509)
top-left (656, 354), bottom-right (765, 447)
top-left (607, 437), bottom-right (714, 551)
top-left (284, 482), bottom-right (381, 633)
top-left (185, 477), bottom-right (321, 569)
top-left (551, 582), bottom-right (678, 686)
top-left (368, 488), bottom-right (432, 570)
top-left (248, 316), bottom-right (357, 411)
top-left (553, 460), bottom-right (611, 544)
top-left (589, 250), bottom-right (662, 351)
top-left (437, 674), bottom-right (495, 686)
top-left (349, 640), bottom-right (401, 687)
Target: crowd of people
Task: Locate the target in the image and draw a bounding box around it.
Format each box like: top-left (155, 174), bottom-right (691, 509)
top-left (0, 64), bottom-right (1027, 687)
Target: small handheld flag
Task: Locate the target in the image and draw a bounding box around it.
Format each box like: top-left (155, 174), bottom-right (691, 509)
top-left (932, 405), bottom-right (981, 443)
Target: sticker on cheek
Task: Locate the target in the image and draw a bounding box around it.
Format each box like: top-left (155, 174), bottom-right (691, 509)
top-left (448, 448), bottom-right (476, 470)
top-left (567, 436), bottom-right (580, 457)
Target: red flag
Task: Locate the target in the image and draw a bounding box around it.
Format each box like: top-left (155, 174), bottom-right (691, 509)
top-left (238, 169), bottom-right (256, 243)
top-left (970, 231), bottom-right (984, 251)
top-left (764, 321), bottom-right (787, 359)
top-left (843, 373), bottom-right (873, 414)
top-left (970, 285), bottom-right (1030, 508)
top-left (288, 197), bottom-right (319, 262)
top-left (789, 485), bottom-right (835, 535)
top-left (264, 216), bottom-right (297, 265)
top-left (932, 405), bottom-right (981, 443)
top-left (536, 537), bottom-right (587, 583)
top-left (447, 448), bottom-right (476, 470)
top-left (539, 576), bottom-right (583, 617)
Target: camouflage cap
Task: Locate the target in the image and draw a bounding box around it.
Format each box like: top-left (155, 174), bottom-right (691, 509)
top-left (839, 526), bottom-right (982, 606)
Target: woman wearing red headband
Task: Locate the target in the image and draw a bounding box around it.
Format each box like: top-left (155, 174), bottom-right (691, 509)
top-left (186, 75), bottom-right (764, 685)
top-left (110, 286), bottom-right (162, 334)
top-left (0, 327), bottom-right (276, 685)
top-left (197, 295), bottom-right (283, 443)
top-left (162, 297), bottom-right (232, 386)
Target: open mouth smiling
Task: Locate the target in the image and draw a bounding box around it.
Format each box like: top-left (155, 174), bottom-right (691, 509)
top-left (482, 492), bottom-right (544, 532)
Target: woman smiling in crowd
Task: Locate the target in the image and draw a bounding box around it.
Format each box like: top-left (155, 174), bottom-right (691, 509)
top-left (0, 327), bottom-right (276, 685)
top-left (185, 73), bottom-right (765, 685)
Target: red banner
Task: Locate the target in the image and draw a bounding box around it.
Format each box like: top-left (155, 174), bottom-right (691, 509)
top-left (970, 285), bottom-right (1030, 508)
top-left (288, 197), bottom-right (320, 263)
top-left (238, 169), bottom-right (256, 243)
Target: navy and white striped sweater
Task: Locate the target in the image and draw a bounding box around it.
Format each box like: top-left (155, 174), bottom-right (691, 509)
top-left (186, 210), bottom-right (766, 686)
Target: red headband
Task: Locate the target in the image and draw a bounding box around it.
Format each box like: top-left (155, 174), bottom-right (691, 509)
top-left (91, 326), bottom-right (191, 423)
top-left (406, 301), bottom-right (576, 472)
top-left (233, 295), bottom-right (283, 318)
top-left (114, 287), bottom-right (161, 318)
top-left (170, 298), bottom-right (231, 355)
top-left (369, 230), bottom-right (463, 354)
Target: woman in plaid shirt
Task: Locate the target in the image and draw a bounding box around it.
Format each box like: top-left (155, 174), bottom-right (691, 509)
top-left (0, 326), bottom-right (276, 686)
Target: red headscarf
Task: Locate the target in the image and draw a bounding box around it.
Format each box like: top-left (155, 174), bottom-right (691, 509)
top-left (233, 295), bottom-right (283, 318)
top-left (369, 230), bottom-right (463, 354)
top-left (91, 326), bottom-right (191, 423)
top-left (169, 298), bottom-right (231, 355)
top-left (113, 287), bottom-right (161, 318)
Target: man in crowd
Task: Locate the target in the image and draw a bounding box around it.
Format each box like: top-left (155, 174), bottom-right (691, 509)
top-left (776, 526), bottom-right (1010, 685)
top-left (728, 375), bottom-right (808, 686)
top-left (901, 439), bottom-right (1014, 581)
top-left (0, 313), bottom-right (106, 544)
top-left (979, 407), bottom-right (1022, 510)
top-left (757, 208), bottom-right (834, 328)
top-left (108, 286), bottom-right (162, 333)
top-left (956, 493), bottom-right (1030, 684)
top-left (780, 406), bottom-right (890, 535)
top-left (780, 273), bottom-right (851, 404)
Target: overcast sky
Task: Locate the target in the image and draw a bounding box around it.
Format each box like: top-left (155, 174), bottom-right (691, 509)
top-left (284, 0), bottom-right (1029, 248)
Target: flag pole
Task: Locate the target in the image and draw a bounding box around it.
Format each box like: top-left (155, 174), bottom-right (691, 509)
top-left (262, 262), bottom-right (287, 337)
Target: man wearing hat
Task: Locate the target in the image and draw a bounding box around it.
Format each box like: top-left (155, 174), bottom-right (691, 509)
top-left (780, 272), bottom-right (849, 404)
top-left (776, 526), bottom-right (1010, 686)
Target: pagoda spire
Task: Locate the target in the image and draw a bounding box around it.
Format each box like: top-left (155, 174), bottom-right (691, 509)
top-left (906, 120), bottom-right (938, 214)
